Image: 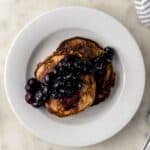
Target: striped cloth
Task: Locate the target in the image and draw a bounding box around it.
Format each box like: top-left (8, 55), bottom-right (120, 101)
top-left (135, 0), bottom-right (150, 26)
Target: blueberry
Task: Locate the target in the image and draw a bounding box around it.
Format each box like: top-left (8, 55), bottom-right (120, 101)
top-left (43, 73), bottom-right (54, 85)
top-left (42, 96), bottom-right (48, 101)
top-left (58, 61), bottom-right (66, 69)
top-left (53, 82), bottom-right (59, 88)
top-left (25, 78), bottom-right (39, 93)
top-left (32, 102), bottom-right (41, 108)
top-left (75, 65), bottom-right (82, 73)
top-left (63, 55), bottom-right (75, 62)
top-left (42, 86), bottom-right (50, 95)
top-left (82, 66), bottom-right (88, 73)
top-left (51, 90), bottom-right (57, 98)
top-left (93, 56), bottom-right (103, 63)
top-left (103, 47), bottom-right (115, 62)
top-left (63, 76), bottom-right (67, 80)
top-left (82, 61), bottom-right (92, 73)
top-left (25, 93), bottom-right (34, 104)
top-left (53, 78), bottom-right (64, 88)
top-left (95, 62), bottom-right (105, 70)
top-left (66, 63), bottom-right (71, 68)
top-left (73, 62), bottom-right (79, 68)
top-left (77, 82), bottom-right (82, 90)
top-left (65, 90), bottom-right (72, 97)
top-left (62, 56), bottom-right (69, 62)
top-left (25, 84), bottom-right (33, 93)
top-left (43, 74), bottom-right (51, 83)
top-left (32, 90), bottom-right (49, 107)
top-left (104, 47), bottom-right (115, 56)
top-left (62, 69), bottom-right (71, 76)
top-left (57, 66), bottom-right (63, 73)
top-left (65, 81), bottom-right (72, 88)
top-left (57, 62), bottom-right (63, 67)
top-left (104, 55), bottom-right (112, 63)
top-left (72, 75), bottom-right (78, 80)
top-left (57, 89), bottom-right (65, 98)
top-left (53, 69), bottom-right (57, 75)
top-left (56, 76), bottom-right (64, 81)
top-left (56, 93), bottom-right (62, 99)
top-left (35, 90), bottom-right (43, 102)
top-left (94, 65), bottom-right (102, 71)
top-left (64, 73), bottom-right (72, 79)
top-left (68, 91), bottom-right (74, 97)
top-left (27, 78), bottom-right (37, 86)
top-left (59, 89), bottom-right (65, 94)
top-left (66, 66), bottom-right (74, 73)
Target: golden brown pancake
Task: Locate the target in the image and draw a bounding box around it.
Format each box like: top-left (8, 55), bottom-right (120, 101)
top-left (56, 37), bottom-right (115, 105)
top-left (57, 37), bottom-right (103, 59)
top-left (35, 50), bottom-right (96, 117)
top-left (34, 37), bottom-right (115, 117)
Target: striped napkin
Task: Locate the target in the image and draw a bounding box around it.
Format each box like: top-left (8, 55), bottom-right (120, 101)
top-left (135, 0), bottom-right (150, 26)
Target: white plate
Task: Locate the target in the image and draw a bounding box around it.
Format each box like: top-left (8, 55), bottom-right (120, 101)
top-left (4, 7), bottom-right (145, 147)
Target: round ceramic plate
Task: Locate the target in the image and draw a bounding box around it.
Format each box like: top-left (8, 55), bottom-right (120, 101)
top-left (4, 7), bottom-right (145, 147)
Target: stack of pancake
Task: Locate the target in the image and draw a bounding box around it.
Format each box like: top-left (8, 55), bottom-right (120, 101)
top-left (35, 37), bottom-right (115, 117)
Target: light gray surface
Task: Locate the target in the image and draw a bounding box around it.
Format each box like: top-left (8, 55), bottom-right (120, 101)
top-left (0, 0), bottom-right (150, 150)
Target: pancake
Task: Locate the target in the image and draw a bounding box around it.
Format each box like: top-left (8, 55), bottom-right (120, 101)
top-left (35, 50), bottom-right (85, 80)
top-left (93, 64), bottom-right (115, 105)
top-left (45, 75), bottom-right (95, 117)
top-left (57, 37), bottom-right (103, 59)
top-left (35, 50), bottom-right (96, 117)
top-left (56, 37), bottom-right (115, 105)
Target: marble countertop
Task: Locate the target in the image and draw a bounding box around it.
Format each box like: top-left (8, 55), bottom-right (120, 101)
top-left (0, 0), bottom-right (150, 150)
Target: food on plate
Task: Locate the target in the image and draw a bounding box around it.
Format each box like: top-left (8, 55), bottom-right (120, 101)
top-left (25, 37), bottom-right (115, 117)
top-left (56, 37), bottom-right (115, 105)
